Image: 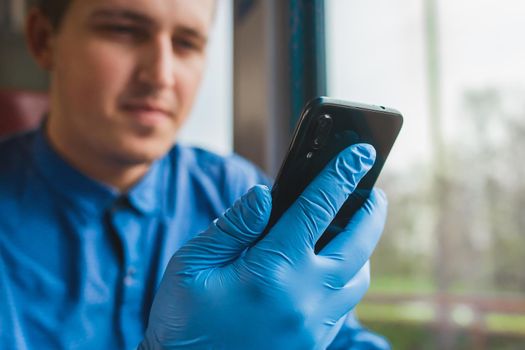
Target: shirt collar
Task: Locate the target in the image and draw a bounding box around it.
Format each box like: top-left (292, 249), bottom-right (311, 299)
top-left (32, 126), bottom-right (165, 216)
top-left (126, 156), bottom-right (165, 216)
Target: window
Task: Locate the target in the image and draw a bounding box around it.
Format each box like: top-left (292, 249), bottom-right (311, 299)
top-left (326, 0), bottom-right (525, 348)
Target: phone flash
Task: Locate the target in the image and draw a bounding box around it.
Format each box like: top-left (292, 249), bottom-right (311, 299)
top-left (306, 152), bottom-right (314, 159)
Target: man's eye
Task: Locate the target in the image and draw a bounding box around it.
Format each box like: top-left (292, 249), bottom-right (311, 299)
top-left (99, 25), bottom-right (147, 39)
top-left (173, 38), bottom-right (200, 52)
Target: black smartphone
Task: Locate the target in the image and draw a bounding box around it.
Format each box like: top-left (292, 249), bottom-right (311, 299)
top-left (265, 97), bottom-right (403, 252)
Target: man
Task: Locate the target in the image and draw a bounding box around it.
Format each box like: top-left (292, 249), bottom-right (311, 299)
top-left (0, 0), bottom-right (390, 348)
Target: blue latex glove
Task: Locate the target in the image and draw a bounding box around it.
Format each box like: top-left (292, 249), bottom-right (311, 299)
top-left (328, 312), bottom-right (391, 350)
top-left (139, 144), bottom-right (388, 349)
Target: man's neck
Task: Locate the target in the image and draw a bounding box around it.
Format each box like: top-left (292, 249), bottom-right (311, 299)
top-left (45, 123), bottom-right (152, 193)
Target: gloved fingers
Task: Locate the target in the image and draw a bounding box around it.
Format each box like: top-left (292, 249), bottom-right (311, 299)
top-left (266, 144), bottom-right (376, 257)
top-left (317, 188), bottom-right (387, 284)
top-left (331, 261), bottom-right (371, 316)
top-left (318, 313), bottom-right (349, 348)
top-left (175, 185), bottom-right (272, 272)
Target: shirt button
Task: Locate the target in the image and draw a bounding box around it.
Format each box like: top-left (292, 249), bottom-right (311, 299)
top-left (124, 267), bottom-right (137, 286)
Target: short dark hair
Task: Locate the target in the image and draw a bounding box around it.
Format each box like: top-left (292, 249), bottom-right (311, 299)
top-left (33, 0), bottom-right (218, 31)
top-left (35, 0), bottom-right (72, 30)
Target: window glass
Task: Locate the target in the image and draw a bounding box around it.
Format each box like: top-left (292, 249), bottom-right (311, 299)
top-left (326, 0), bottom-right (525, 347)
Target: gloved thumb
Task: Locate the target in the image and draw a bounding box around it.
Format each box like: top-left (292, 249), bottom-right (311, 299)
top-left (176, 185), bottom-right (272, 271)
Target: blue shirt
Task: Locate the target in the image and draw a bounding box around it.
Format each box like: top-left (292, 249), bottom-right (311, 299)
top-left (0, 128), bottom-right (268, 349)
top-left (0, 128), bottom-right (389, 350)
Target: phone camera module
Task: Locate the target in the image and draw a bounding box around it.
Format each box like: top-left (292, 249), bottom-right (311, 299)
top-left (311, 114), bottom-right (333, 150)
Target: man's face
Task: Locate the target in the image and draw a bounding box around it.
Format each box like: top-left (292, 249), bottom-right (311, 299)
top-left (48, 0), bottom-right (215, 165)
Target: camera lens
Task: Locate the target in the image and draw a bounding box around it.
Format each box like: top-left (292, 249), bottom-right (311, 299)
top-left (311, 114), bottom-right (333, 150)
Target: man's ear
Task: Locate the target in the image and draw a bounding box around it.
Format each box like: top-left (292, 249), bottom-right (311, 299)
top-left (25, 7), bottom-right (55, 71)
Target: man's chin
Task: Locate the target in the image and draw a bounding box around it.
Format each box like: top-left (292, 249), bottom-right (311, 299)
top-left (111, 142), bottom-right (173, 166)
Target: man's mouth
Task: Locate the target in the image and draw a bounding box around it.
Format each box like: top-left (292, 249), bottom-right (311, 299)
top-left (120, 101), bottom-right (174, 127)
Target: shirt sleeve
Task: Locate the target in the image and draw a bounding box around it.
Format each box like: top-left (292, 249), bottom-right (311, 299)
top-left (221, 153), bottom-right (272, 206)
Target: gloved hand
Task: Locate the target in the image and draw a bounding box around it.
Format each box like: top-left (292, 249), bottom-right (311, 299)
top-left (328, 312), bottom-right (392, 350)
top-left (139, 143), bottom-right (388, 350)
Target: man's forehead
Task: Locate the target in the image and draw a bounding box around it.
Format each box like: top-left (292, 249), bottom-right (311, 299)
top-left (75, 0), bottom-right (215, 33)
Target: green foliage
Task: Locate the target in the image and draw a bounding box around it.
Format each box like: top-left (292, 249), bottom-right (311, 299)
top-left (367, 87), bottom-right (525, 347)
top-left (374, 87), bottom-right (525, 295)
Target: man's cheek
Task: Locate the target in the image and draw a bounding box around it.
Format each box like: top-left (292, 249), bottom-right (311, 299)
top-left (77, 59), bottom-right (128, 115)
top-left (179, 69), bottom-right (204, 114)
top-left (76, 43), bottom-right (130, 88)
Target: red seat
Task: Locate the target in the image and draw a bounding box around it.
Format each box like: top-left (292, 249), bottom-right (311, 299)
top-left (0, 89), bottom-right (49, 137)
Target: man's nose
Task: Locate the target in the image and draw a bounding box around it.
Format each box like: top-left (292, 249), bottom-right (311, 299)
top-left (137, 37), bottom-right (176, 89)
